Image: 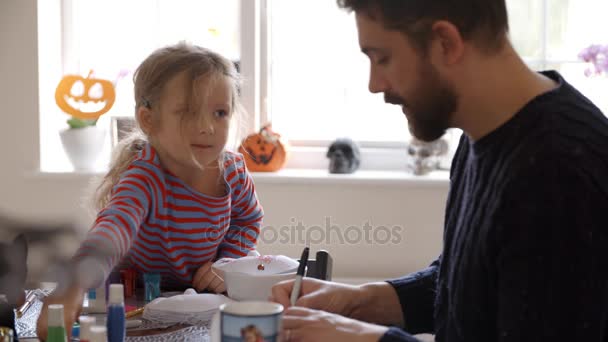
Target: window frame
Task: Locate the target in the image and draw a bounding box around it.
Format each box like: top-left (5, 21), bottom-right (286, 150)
top-left (519, 0), bottom-right (584, 70)
top-left (42, 0), bottom-right (603, 173)
top-left (262, 0), bottom-right (606, 168)
top-left (40, 0), bottom-right (267, 172)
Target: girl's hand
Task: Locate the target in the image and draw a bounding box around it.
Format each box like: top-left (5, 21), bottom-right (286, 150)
top-left (36, 286), bottom-right (84, 341)
top-left (193, 261), bottom-right (226, 293)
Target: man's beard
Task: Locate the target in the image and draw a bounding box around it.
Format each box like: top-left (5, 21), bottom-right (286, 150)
top-left (385, 61), bottom-right (458, 142)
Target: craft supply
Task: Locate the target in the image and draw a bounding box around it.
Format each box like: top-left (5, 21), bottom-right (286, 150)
top-left (290, 247), bottom-right (309, 306)
top-left (71, 323), bottom-right (80, 339)
top-left (106, 272), bottom-right (122, 301)
top-left (0, 327), bottom-right (13, 342)
top-left (0, 297), bottom-right (16, 337)
top-left (107, 284), bottom-right (125, 342)
top-left (143, 273), bottom-right (161, 303)
top-left (47, 304), bottom-right (67, 342)
top-left (125, 319), bottom-right (142, 329)
top-left (89, 326), bottom-right (107, 342)
top-left (143, 289), bottom-right (232, 326)
top-left (87, 286), bottom-right (106, 313)
top-left (16, 290), bottom-right (37, 318)
top-left (120, 269), bottom-right (136, 298)
top-left (125, 307), bottom-right (144, 318)
top-left (78, 316), bottom-right (96, 342)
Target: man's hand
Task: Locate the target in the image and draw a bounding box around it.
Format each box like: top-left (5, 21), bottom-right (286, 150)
top-left (36, 286), bottom-right (84, 341)
top-left (271, 278), bottom-right (405, 327)
top-left (193, 261), bottom-right (225, 293)
top-left (281, 307), bottom-right (388, 342)
top-left (270, 278), bottom-right (365, 317)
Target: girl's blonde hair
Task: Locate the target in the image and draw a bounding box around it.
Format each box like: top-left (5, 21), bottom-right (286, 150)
top-left (93, 42), bottom-right (244, 211)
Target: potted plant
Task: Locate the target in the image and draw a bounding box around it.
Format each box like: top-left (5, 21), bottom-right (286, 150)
top-left (579, 44), bottom-right (608, 76)
top-left (55, 70), bottom-right (116, 171)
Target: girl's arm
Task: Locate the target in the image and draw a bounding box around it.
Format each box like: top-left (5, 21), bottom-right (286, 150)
top-left (38, 165), bottom-right (153, 340)
top-left (72, 166), bottom-right (152, 289)
top-left (219, 163), bottom-right (264, 259)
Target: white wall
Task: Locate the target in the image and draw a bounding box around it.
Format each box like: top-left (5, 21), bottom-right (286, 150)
top-left (254, 180), bottom-right (447, 281)
top-left (0, 0), bottom-right (449, 283)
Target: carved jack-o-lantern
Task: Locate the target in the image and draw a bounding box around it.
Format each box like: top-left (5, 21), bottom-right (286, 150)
top-left (238, 125), bottom-right (288, 172)
top-left (55, 70), bottom-right (116, 120)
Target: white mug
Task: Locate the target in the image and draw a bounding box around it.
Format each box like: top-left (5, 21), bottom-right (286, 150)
top-left (211, 301), bottom-right (283, 342)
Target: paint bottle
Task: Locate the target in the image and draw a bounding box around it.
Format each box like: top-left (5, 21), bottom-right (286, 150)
top-left (0, 326), bottom-right (14, 342)
top-left (0, 297), bottom-right (16, 341)
top-left (78, 315), bottom-right (96, 342)
top-left (89, 326), bottom-right (107, 342)
top-left (143, 273), bottom-right (160, 303)
top-left (119, 269), bottom-right (136, 298)
top-left (106, 284), bottom-right (125, 342)
top-left (71, 323), bottom-right (79, 340)
top-left (46, 304), bottom-right (66, 342)
top-left (87, 286), bottom-right (106, 314)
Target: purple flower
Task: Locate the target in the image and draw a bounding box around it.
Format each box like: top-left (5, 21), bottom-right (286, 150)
top-left (113, 69), bottom-right (132, 86)
top-left (580, 44), bottom-right (608, 77)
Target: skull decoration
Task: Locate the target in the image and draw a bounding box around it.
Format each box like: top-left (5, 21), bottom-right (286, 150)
top-left (327, 138), bottom-right (361, 174)
top-left (406, 137), bottom-right (449, 175)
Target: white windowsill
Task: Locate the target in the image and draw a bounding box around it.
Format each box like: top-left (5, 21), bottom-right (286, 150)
top-left (250, 168), bottom-right (449, 186)
top-left (31, 138), bottom-right (453, 187)
top-left (26, 168), bottom-right (450, 187)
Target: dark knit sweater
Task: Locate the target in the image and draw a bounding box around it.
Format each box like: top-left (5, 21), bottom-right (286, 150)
top-left (381, 71), bottom-right (608, 342)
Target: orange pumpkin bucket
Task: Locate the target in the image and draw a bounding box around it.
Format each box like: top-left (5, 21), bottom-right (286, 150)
top-left (238, 124), bottom-right (289, 172)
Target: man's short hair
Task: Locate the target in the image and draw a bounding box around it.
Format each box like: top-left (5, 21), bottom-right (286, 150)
top-left (337, 0), bottom-right (509, 54)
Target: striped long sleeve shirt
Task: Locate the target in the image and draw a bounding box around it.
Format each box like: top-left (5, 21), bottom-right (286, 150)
top-left (74, 143), bottom-right (263, 288)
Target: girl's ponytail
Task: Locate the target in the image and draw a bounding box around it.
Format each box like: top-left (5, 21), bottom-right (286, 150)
top-left (93, 130), bottom-right (147, 211)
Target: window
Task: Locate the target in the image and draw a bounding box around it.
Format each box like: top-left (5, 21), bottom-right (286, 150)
top-left (268, 0), bottom-right (608, 146)
top-left (507, 0), bottom-right (608, 111)
top-left (41, 0), bottom-right (608, 172)
top-left (269, 0), bottom-right (408, 144)
top-left (40, 0), bottom-right (241, 172)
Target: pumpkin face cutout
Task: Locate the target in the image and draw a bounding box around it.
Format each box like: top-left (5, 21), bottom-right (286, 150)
top-left (238, 125), bottom-right (288, 172)
top-left (55, 71), bottom-right (116, 120)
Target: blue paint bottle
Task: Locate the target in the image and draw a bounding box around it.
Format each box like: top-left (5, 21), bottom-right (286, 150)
top-left (143, 273), bottom-right (161, 303)
top-left (106, 284), bottom-right (125, 342)
top-left (87, 286), bottom-right (106, 314)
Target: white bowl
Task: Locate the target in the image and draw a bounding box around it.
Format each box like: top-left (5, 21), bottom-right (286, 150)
top-left (212, 255), bottom-right (299, 278)
top-left (224, 271), bottom-right (297, 301)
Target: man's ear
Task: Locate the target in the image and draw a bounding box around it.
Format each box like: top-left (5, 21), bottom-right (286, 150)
top-left (136, 106), bottom-right (155, 135)
top-left (430, 20), bottom-right (465, 66)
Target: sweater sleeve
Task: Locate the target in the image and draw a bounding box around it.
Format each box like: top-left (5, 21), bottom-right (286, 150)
top-left (379, 327), bottom-right (423, 342)
top-left (385, 259), bottom-right (439, 335)
top-left (218, 158), bottom-right (263, 258)
top-left (491, 155), bottom-right (608, 341)
top-left (73, 165), bottom-right (152, 288)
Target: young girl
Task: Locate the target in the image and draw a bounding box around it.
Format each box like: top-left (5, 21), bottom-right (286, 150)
top-left (37, 42), bottom-right (263, 338)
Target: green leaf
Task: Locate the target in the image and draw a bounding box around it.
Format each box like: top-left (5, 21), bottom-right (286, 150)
top-left (67, 117), bottom-right (97, 129)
